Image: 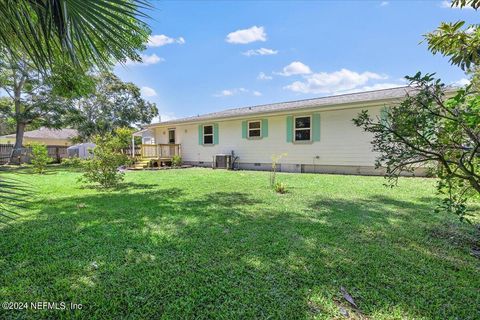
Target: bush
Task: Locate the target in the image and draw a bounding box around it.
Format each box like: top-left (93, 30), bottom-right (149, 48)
top-left (61, 157), bottom-right (84, 167)
top-left (273, 181), bottom-right (287, 194)
top-left (30, 143), bottom-right (52, 174)
top-left (80, 134), bottom-right (128, 188)
top-left (171, 155), bottom-right (182, 167)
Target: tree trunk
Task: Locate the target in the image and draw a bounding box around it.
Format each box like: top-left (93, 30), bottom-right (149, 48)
top-left (10, 121), bottom-right (26, 164)
top-left (9, 69), bottom-right (26, 165)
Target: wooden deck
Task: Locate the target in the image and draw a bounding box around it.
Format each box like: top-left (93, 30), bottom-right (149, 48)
top-left (134, 144), bottom-right (181, 169)
top-left (141, 144), bottom-right (180, 159)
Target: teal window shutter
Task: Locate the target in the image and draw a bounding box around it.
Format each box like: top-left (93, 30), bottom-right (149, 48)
top-left (198, 125), bottom-right (203, 145)
top-left (213, 123), bottom-right (219, 144)
top-left (312, 113), bottom-right (320, 142)
top-left (262, 119), bottom-right (268, 138)
top-left (286, 116), bottom-right (293, 142)
top-left (380, 107), bottom-right (389, 126)
top-left (242, 121), bottom-right (247, 139)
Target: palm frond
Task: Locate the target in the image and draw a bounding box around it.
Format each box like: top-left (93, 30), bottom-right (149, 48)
top-left (0, 0), bottom-right (151, 71)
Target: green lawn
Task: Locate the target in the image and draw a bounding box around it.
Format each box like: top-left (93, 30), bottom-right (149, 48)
top-left (0, 167), bottom-right (479, 319)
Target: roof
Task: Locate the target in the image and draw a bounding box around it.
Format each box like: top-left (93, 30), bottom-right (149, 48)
top-left (147, 86), bottom-right (418, 127)
top-left (0, 127), bottom-right (78, 140)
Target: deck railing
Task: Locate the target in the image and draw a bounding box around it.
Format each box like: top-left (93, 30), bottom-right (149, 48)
top-left (141, 144), bottom-right (180, 159)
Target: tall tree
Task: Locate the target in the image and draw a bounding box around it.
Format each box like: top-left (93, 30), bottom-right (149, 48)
top-left (69, 72), bottom-right (158, 141)
top-left (0, 52), bottom-right (91, 163)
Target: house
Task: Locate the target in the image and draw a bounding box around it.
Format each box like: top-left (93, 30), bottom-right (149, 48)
top-left (136, 86), bottom-right (425, 175)
top-left (0, 127), bottom-right (78, 146)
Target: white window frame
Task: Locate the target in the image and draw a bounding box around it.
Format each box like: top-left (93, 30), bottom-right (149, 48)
top-left (168, 128), bottom-right (176, 144)
top-left (247, 120), bottom-right (262, 139)
top-left (203, 124), bottom-right (214, 145)
top-left (294, 115), bottom-right (312, 142)
top-left (142, 137), bottom-right (155, 145)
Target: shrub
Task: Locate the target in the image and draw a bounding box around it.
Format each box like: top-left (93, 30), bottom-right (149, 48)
top-left (80, 134), bottom-right (128, 188)
top-left (273, 181), bottom-right (287, 194)
top-left (61, 157), bottom-right (83, 167)
top-left (171, 155), bottom-right (182, 167)
top-left (30, 143), bottom-right (52, 174)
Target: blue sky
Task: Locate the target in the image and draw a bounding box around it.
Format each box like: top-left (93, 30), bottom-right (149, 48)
top-left (114, 0), bottom-right (477, 122)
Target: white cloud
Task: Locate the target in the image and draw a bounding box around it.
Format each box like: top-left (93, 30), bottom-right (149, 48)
top-left (125, 54), bottom-right (164, 66)
top-left (213, 88), bottom-right (260, 97)
top-left (148, 34), bottom-right (185, 47)
top-left (276, 61), bottom-right (312, 76)
top-left (257, 72), bottom-right (273, 80)
top-left (226, 26), bottom-right (267, 44)
top-left (242, 48), bottom-right (278, 56)
top-left (284, 68), bottom-right (389, 94)
top-left (452, 78), bottom-right (471, 87)
top-left (215, 89), bottom-right (235, 97)
top-left (440, 0), bottom-right (473, 9)
top-left (380, 1), bottom-right (389, 6)
top-left (440, 0), bottom-right (450, 7)
top-left (141, 86), bottom-right (157, 97)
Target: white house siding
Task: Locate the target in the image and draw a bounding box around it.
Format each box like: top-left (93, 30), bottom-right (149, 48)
top-left (145, 104), bottom-right (399, 175)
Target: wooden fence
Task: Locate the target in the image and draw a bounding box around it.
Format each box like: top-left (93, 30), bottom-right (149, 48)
top-left (0, 144), bottom-right (68, 165)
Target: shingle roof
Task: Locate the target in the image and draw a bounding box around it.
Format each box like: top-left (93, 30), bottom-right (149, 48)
top-left (149, 86), bottom-right (417, 127)
top-left (1, 127), bottom-right (78, 140)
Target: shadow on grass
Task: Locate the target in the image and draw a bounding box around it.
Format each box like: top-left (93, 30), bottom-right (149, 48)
top-left (78, 181), bottom-right (160, 192)
top-left (0, 166), bottom-right (57, 175)
top-left (0, 176), bottom-right (35, 225)
top-left (0, 164), bottom-right (82, 175)
top-left (0, 189), bottom-right (478, 319)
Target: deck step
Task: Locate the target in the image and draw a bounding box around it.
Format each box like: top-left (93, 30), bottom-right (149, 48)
top-left (130, 158), bottom-right (152, 169)
top-left (130, 157), bottom-right (177, 170)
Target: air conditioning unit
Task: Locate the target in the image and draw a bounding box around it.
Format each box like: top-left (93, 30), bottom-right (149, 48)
top-left (214, 154), bottom-right (232, 169)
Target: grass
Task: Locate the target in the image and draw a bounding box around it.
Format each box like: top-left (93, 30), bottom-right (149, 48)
top-left (0, 167), bottom-right (479, 319)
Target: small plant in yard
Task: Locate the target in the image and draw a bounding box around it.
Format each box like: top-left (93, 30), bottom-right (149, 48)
top-left (80, 134), bottom-right (128, 188)
top-left (270, 153), bottom-right (287, 188)
top-left (30, 143), bottom-right (52, 174)
top-left (172, 155), bottom-right (182, 167)
top-left (273, 181), bottom-right (287, 194)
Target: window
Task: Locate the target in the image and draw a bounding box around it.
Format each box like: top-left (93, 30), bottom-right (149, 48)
top-left (168, 129), bottom-right (175, 144)
top-left (248, 120), bottom-right (261, 138)
top-left (294, 116), bottom-right (311, 141)
top-left (203, 125), bottom-right (213, 144)
top-left (142, 137), bottom-right (154, 144)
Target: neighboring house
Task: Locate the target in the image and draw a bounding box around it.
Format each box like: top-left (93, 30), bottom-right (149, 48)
top-left (0, 127), bottom-right (78, 146)
top-left (138, 87), bottom-right (424, 175)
